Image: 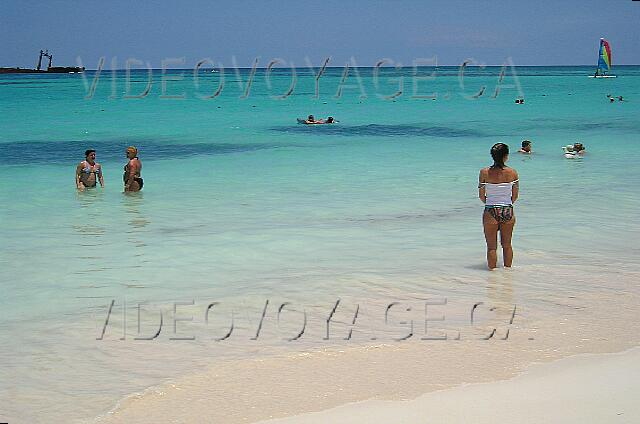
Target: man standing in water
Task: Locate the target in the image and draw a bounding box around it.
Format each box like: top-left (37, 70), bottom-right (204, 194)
top-left (124, 146), bottom-right (143, 192)
top-left (76, 149), bottom-right (104, 190)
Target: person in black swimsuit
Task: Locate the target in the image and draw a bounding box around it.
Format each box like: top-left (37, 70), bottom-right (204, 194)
top-left (123, 146), bottom-right (143, 192)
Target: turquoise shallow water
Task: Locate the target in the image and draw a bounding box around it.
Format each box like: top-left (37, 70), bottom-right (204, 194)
top-left (1, 66), bottom-right (640, 423)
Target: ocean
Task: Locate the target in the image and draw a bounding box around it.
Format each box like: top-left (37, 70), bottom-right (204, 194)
top-left (1, 65), bottom-right (640, 423)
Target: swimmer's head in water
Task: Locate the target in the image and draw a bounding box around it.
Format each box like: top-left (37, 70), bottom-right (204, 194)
top-left (308, 115), bottom-right (314, 121)
top-left (522, 140), bottom-right (531, 148)
top-left (327, 117), bottom-right (334, 123)
top-left (490, 143), bottom-right (509, 169)
top-left (85, 149), bottom-right (96, 159)
top-left (573, 143), bottom-right (584, 151)
top-left (126, 146), bottom-right (138, 157)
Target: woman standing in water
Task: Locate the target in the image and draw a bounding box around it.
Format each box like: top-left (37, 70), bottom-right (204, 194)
top-left (478, 143), bottom-right (519, 269)
top-left (124, 146), bottom-right (143, 192)
top-left (76, 149), bottom-right (104, 190)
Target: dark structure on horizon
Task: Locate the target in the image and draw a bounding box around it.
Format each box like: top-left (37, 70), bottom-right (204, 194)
top-left (0, 49), bottom-right (85, 74)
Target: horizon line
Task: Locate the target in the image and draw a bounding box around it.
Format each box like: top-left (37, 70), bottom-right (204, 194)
top-left (49, 64), bottom-right (640, 71)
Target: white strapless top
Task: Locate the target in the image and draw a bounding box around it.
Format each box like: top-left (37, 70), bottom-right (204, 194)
top-left (481, 180), bottom-right (518, 206)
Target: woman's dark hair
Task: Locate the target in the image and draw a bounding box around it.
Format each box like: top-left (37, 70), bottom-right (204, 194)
top-left (85, 149), bottom-right (96, 158)
top-left (490, 143), bottom-right (509, 169)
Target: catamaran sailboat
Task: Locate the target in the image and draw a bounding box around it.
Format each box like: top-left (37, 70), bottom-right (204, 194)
top-left (589, 38), bottom-right (616, 78)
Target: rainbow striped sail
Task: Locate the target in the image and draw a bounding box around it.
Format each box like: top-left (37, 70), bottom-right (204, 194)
top-left (596, 38), bottom-right (612, 75)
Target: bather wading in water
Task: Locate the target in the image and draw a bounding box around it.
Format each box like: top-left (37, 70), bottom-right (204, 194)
top-left (123, 146), bottom-right (143, 192)
top-left (478, 143), bottom-right (519, 269)
top-left (76, 149), bottom-right (104, 190)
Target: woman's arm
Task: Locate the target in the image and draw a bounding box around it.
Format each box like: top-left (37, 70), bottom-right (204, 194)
top-left (76, 163), bottom-right (84, 189)
top-left (478, 169), bottom-right (486, 203)
top-left (511, 170), bottom-right (519, 203)
top-left (124, 160), bottom-right (136, 191)
top-left (98, 165), bottom-right (104, 188)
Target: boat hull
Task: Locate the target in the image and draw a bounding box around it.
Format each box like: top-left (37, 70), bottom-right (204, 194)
top-left (0, 67), bottom-right (84, 74)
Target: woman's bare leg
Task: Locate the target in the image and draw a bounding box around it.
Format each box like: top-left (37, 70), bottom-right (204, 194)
top-left (500, 216), bottom-right (516, 267)
top-left (483, 212), bottom-right (499, 269)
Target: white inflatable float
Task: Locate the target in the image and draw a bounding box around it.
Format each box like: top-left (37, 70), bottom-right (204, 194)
top-left (562, 145), bottom-right (585, 159)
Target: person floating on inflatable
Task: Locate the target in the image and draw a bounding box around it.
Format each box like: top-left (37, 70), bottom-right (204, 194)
top-left (304, 115), bottom-right (324, 124)
top-left (298, 115), bottom-right (338, 125)
top-left (562, 142), bottom-right (586, 159)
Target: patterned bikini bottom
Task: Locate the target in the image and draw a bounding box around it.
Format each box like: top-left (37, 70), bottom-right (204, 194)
top-left (484, 205), bottom-right (514, 223)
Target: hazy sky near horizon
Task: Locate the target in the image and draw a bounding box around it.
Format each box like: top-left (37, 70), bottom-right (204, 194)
top-left (2, 0), bottom-right (639, 68)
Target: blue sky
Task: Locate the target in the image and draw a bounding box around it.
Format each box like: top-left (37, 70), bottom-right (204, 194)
top-left (2, 0), bottom-right (639, 68)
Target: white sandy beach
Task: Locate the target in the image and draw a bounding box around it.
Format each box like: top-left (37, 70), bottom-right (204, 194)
top-left (3, 3), bottom-right (640, 424)
top-left (259, 347), bottom-right (640, 424)
top-left (94, 288), bottom-right (640, 424)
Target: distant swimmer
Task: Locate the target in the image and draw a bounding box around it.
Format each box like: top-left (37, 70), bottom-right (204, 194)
top-left (618, 96), bottom-right (624, 102)
top-left (515, 97), bottom-right (525, 104)
top-left (562, 142), bottom-right (586, 159)
top-left (326, 116), bottom-right (337, 124)
top-left (478, 143), bottom-right (519, 269)
top-left (76, 149), bottom-right (104, 190)
top-left (518, 140), bottom-right (532, 154)
top-left (123, 146), bottom-right (143, 192)
top-left (305, 114), bottom-right (324, 124)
